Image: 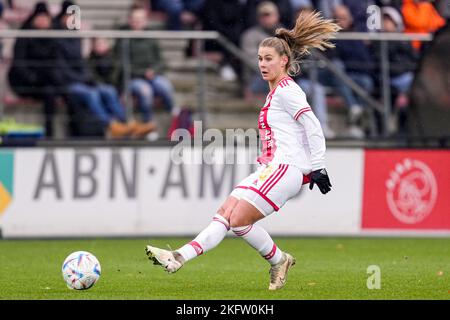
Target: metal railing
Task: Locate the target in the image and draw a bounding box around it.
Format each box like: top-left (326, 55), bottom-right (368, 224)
top-left (0, 30), bottom-right (222, 128)
top-left (335, 32), bottom-right (432, 137)
top-left (0, 29), bottom-right (433, 138)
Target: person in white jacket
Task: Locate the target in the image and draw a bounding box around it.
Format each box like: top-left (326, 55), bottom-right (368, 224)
top-left (146, 11), bottom-right (339, 291)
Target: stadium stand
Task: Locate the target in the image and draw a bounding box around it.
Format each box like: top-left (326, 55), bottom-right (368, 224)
top-left (1, 0), bottom-right (272, 139)
top-left (0, 0), bottom-right (446, 141)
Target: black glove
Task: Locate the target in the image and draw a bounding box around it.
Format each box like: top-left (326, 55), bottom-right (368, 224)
top-left (309, 168), bottom-right (332, 194)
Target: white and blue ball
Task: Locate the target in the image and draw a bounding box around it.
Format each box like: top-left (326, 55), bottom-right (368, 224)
top-left (62, 251), bottom-right (101, 290)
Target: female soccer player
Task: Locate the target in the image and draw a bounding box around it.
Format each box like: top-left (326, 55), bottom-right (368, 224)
top-left (146, 11), bottom-right (339, 290)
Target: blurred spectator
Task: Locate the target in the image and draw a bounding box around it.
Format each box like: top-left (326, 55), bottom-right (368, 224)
top-left (241, 1), bottom-right (335, 137)
top-left (294, 3), bottom-right (335, 137)
top-left (316, 0), bottom-right (375, 31)
top-left (375, 0), bottom-right (403, 11)
top-left (88, 38), bottom-right (120, 88)
top-left (290, 0), bottom-right (314, 18)
top-left (319, 4), bottom-right (375, 138)
top-left (201, 0), bottom-right (246, 81)
top-left (435, 0), bottom-right (450, 19)
top-left (54, 0), bottom-right (130, 138)
top-left (341, 0), bottom-right (375, 31)
top-left (293, 3), bottom-right (335, 137)
top-left (116, 4), bottom-right (180, 138)
top-left (315, 0), bottom-right (341, 18)
top-left (2, 0), bottom-right (34, 27)
top-left (290, 0), bottom-right (313, 9)
top-left (402, 0), bottom-right (446, 51)
top-left (244, 0), bottom-right (294, 29)
top-left (241, 1), bottom-right (283, 96)
top-left (8, 2), bottom-right (59, 137)
top-left (373, 7), bottom-right (418, 134)
top-left (0, 1), bottom-right (9, 61)
top-left (150, 0), bottom-right (204, 30)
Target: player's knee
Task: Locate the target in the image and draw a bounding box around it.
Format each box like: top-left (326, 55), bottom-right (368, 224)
top-left (217, 206), bottom-right (225, 216)
top-left (217, 206), bottom-right (231, 223)
top-left (229, 213), bottom-right (247, 228)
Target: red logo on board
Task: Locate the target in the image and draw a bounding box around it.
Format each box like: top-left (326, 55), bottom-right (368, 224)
top-left (362, 150), bottom-right (450, 230)
top-left (386, 158), bottom-right (438, 224)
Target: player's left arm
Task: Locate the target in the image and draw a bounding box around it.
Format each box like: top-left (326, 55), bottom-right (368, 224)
top-left (282, 87), bottom-right (331, 194)
top-left (299, 112), bottom-right (332, 194)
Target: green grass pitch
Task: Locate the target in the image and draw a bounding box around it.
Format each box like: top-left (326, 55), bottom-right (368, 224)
top-left (0, 237), bottom-right (449, 299)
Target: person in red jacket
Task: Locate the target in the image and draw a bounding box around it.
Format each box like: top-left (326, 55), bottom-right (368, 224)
top-left (402, 0), bottom-right (446, 51)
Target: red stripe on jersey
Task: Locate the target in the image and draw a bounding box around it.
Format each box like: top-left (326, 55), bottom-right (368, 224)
top-left (259, 165), bottom-right (286, 195)
top-left (257, 76), bottom-right (293, 165)
top-left (257, 104), bottom-right (277, 164)
top-left (267, 76), bottom-right (292, 96)
top-left (248, 186), bottom-right (280, 211)
top-left (261, 164), bottom-right (289, 195)
top-left (293, 107), bottom-right (309, 119)
top-left (258, 165), bottom-right (285, 194)
top-left (294, 108), bottom-right (312, 120)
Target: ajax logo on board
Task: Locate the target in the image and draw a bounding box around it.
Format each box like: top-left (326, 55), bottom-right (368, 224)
top-left (385, 158), bottom-right (438, 224)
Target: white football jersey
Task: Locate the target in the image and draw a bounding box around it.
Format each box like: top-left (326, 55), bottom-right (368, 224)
top-left (257, 76), bottom-right (326, 174)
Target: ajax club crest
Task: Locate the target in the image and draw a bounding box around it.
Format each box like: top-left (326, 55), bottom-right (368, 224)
top-left (385, 158), bottom-right (438, 224)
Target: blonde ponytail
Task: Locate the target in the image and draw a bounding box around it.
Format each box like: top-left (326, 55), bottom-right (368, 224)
top-left (260, 11), bottom-right (341, 76)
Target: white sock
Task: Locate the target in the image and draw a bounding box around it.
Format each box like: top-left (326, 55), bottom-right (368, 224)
top-left (232, 224), bottom-right (282, 266)
top-left (176, 214), bottom-right (230, 262)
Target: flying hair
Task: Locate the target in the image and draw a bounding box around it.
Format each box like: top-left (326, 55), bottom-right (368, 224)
top-left (260, 11), bottom-right (341, 76)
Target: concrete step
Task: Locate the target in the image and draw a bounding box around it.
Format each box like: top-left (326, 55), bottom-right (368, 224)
top-left (168, 73), bottom-right (240, 93)
top-left (166, 59), bottom-right (218, 73)
top-left (76, 0), bottom-right (135, 9)
top-left (81, 10), bottom-right (130, 20)
top-left (1, 99), bottom-right (354, 139)
top-left (76, 0), bottom-right (134, 4)
top-left (161, 50), bottom-right (185, 62)
top-left (86, 18), bottom-right (167, 30)
top-left (88, 19), bottom-right (123, 29)
top-left (327, 110), bottom-right (348, 135)
top-left (159, 39), bottom-right (189, 50)
top-left (182, 97), bottom-right (258, 113)
top-left (205, 112), bottom-right (257, 130)
top-left (203, 108), bottom-right (352, 136)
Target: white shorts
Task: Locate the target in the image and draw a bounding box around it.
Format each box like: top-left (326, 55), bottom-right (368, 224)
top-left (230, 163), bottom-right (311, 216)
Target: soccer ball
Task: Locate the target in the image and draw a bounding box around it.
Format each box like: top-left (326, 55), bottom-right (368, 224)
top-left (62, 251), bottom-right (101, 290)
